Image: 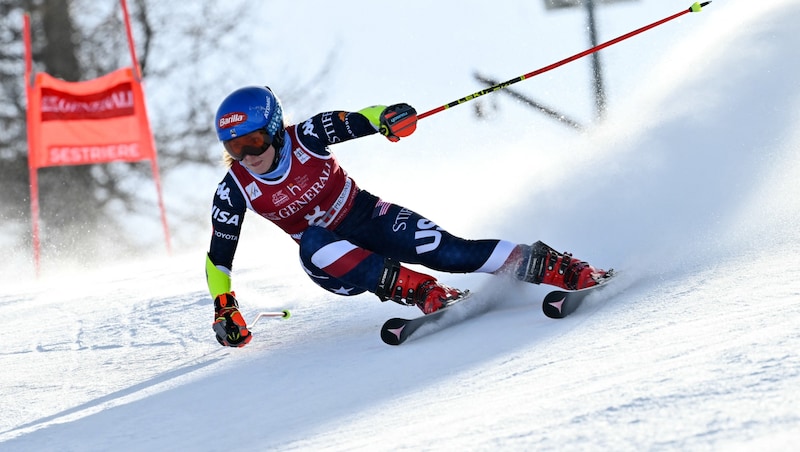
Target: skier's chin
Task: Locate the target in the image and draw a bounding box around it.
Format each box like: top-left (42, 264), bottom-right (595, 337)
top-left (244, 159), bottom-right (268, 174)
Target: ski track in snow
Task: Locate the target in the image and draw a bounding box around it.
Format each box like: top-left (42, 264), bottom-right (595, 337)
top-left (2, 0), bottom-right (800, 450)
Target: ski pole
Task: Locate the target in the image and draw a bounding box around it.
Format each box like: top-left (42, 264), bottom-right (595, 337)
top-left (418, 1), bottom-right (712, 120)
top-left (250, 310), bottom-right (291, 327)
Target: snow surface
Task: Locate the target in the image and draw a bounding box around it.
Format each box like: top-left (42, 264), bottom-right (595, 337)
top-left (3, 1), bottom-right (800, 450)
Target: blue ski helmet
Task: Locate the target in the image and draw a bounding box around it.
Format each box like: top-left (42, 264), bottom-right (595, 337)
top-left (215, 86), bottom-right (284, 142)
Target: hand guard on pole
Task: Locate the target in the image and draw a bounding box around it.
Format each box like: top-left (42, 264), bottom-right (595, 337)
top-left (379, 103), bottom-right (417, 142)
top-left (213, 292), bottom-right (252, 347)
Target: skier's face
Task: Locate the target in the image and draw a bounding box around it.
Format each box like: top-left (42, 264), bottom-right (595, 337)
top-left (223, 127), bottom-right (277, 174)
top-left (240, 143), bottom-right (276, 174)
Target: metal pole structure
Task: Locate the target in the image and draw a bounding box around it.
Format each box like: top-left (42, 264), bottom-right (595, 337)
top-left (120, 0), bottom-right (172, 255)
top-left (585, 0), bottom-right (607, 119)
top-left (418, 2), bottom-right (711, 121)
top-left (474, 73), bottom-right (585, 130)
top-left (23, 14), bottom-right (42, 276)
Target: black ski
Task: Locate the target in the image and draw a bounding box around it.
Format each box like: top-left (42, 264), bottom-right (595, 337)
top-left (380, 293), bottom-right (474, 346)
top-left (381, 270), bottom-right (617, 344)
top-left (542, 270), bottom-right (616, 319)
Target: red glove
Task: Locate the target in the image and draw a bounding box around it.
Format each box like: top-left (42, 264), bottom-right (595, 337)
top-left (213, 292), bottom-right (252, 347)
top-left (379, 103), bottom-right (417, 142)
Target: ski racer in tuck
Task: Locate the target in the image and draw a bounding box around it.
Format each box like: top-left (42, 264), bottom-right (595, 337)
top-left (207, 86), bottom-right (609, 347)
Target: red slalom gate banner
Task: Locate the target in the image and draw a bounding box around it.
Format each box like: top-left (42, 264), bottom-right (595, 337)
top-left (24, 3), bottom-right (171, 276)
top-left (26, 68), bottom-right (157, 168)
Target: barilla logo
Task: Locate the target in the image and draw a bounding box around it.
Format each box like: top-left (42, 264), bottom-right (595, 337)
top-left (218, 112), bottom-right (247, 129)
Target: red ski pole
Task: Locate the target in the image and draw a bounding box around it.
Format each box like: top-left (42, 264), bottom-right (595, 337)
top-left (418, 1), bottom-right (712, 120)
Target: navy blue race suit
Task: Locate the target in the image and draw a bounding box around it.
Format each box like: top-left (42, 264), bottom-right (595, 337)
top-left (206, 109), bottom-right (516, 298)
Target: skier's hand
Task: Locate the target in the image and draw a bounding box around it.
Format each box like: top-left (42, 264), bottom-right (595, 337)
top-left (379, 103), bottom-right (417, 142)
top-left (213, 292), bottom-right (252, 347)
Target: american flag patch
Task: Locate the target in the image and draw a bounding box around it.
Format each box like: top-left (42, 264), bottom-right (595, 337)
top-left (373, 199), bottom-right (392, 218)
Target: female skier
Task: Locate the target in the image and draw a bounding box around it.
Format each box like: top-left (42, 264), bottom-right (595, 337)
top-left (207, 86), bottom-right (608, 347)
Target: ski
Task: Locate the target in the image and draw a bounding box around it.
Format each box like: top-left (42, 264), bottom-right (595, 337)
top-left (542, 270), bottom-right (617, 319)
top-left (381, 270), bottom-right (617, 344)
top-left (380, 293), bottom-right (475, 346)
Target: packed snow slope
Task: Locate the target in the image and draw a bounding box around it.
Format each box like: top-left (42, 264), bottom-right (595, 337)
top-left (2, 1), bottom-right (800, 450)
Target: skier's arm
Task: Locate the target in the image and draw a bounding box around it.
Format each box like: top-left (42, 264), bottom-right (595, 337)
top-left (206, 175), bottom-right (252, 347)
top-left (206, 176), bottom-right (246, 298)
top-left (297, 104), bottom-right (418, 148)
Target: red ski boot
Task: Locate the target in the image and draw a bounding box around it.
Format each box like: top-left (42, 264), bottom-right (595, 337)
top-left (375, 259), bottom-right (466, 314)
top-left (520, 241), bottom-right (608, 290)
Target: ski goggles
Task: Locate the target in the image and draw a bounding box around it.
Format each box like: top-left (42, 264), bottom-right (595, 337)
top-left (223, 128), bottom-right (272, 161)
